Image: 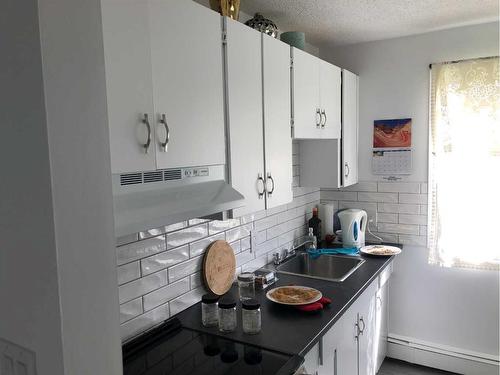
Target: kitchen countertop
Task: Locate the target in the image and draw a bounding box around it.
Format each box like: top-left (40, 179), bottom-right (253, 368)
top-left (176, 251), bottom-right (395, 357)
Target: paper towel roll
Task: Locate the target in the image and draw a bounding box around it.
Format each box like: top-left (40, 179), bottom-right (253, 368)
top-left (319, 203), bottom-right (335, 238)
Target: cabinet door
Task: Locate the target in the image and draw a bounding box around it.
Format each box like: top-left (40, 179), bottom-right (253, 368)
top-left (102, 0), bottom-right (156, 173)
top-left (319, 61), bottom-right (341, 139)
top-left (225, 18), bottom-right (265, 217)
top-left (357, 285), bottom-right (378, 375)
top-left (320, 318), bottom-right (344, 375)
top-left (148, 0), bottom-right (225, 169)
top-left (375, 283), bottom-right (388, 373)
top-left (302, 343), bottom-right (320, 375)
top-left (292, 48), bottom-right (321, 139)
top-left (341, 70), bottom-right (359, 187)
top-left (337, 307), bottom-right (359, 375)
top-left (262, 34), bottom-right (293, 209)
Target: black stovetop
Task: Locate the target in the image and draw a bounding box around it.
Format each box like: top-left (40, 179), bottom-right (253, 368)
top-left (122, 318), bottom-right (302, 375)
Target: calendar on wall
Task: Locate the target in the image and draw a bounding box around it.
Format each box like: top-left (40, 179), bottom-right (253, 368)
top-left (372, 118), bottom-right (412, 175)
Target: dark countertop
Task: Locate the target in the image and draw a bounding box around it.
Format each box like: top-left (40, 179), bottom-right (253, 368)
top-left (177, 251), bottom-right (395, 356)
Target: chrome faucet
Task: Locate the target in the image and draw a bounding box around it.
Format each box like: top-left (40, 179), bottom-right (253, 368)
top-left (273, 248), bottom-right (296, 265)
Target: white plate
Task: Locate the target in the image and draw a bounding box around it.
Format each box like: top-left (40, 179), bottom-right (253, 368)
top-left (266, 286), bottom-right (322, 306)
top-left (360, 245), bottom-right (401, 257)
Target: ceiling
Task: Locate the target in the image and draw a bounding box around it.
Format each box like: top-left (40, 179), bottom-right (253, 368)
top-left (236, 0), bottom-right (499, 47)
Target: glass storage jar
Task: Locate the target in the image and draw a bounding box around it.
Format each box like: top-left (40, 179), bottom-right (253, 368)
top-left (201, 293), bottom-right (219, 327)
top-left (242, 299), bottom-right (261, 334)
top-left (218, 296), bottom-right (237, 333)
top-left (237, 272), bottom-right (255, 301)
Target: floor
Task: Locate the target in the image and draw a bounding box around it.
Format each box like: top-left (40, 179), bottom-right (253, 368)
top-left (378, 358), bottom-right (458, 375)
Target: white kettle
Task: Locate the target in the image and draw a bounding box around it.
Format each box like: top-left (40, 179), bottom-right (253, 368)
top-left (338, 209), bottom-right (368, 249)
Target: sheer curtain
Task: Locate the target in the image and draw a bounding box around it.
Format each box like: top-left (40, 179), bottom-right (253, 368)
top-left (429, 57), bottom-right (500, 270)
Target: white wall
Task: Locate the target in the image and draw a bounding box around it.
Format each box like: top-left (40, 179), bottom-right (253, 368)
top-left (321, 22), bottom-right (499, 362)
top-left (0, 0), bottom-right (65, 373)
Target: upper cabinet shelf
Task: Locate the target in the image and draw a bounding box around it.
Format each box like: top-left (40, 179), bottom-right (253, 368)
top-left (291, 47), bottom-right (341, 140)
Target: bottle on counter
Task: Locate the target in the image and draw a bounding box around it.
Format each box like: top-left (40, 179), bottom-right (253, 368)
top-left (218, 296), bottom-right (237, 333)
top-left (308, 207), bottom-right (322, 242)
top-left (242, 299), bottom-right (261, 335)
top-left (306, 227), bottom-right (317, 250)
top-left (201, 293), bottom-right (219, 327)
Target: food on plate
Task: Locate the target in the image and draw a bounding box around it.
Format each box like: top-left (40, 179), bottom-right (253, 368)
top-left (365, 246), bottom-right (396, 255)
top-left (270, 287), bottom-right (320, 304)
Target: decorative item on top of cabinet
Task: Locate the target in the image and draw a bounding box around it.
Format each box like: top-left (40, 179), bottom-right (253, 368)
top-left (281, 31), bottom-right (305, 50)
top-left (209, 0), bottom-right (240, 20)
top-left (245, 13), bottom-right (279, 38)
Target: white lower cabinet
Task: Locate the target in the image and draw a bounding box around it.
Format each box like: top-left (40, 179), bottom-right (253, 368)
top-left (304, 264), bottom-right (392, 375)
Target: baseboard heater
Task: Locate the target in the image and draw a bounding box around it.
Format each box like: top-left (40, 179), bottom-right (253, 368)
top-left (388, 334), bottom-right (499, 367)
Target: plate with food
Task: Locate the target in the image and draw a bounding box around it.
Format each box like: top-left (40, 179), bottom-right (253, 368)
top-left (266, 286), bottom-right (322, 306)
top-left (360, 245), bottom-right (401, 257)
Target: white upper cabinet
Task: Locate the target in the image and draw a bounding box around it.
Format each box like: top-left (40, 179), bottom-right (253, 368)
top-left (102, 0), bottom-right (225, 174)
top-left (292, 48), bottom-right (320, 139)
top-left (225, 18), bottom-right (293, 216)
top-left (102, 0), bottom-right (156, 174)
top-left (262, 34), bottom-right (293, 209)
top-left (292, 47), bottom-right (341, 140)
top-left (149, 0), bottom-right (225, 169)
top-left (320, 60), bottom-right (342, 139)
top-left (342, 69), bottom-right (359, 187)
top-left (225, 18), bottom-right (265, 217)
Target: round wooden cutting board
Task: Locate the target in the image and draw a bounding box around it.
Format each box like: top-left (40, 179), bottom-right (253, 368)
top-left (202, 240), bottom-right (236, 295)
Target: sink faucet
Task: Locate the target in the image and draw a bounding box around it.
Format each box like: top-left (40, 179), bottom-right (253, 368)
top-left (273, 248), bottom-right (296, 265)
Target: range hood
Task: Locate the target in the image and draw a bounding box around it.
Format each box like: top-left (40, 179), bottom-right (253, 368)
top-left (113, 165), bottom-right (244, 237)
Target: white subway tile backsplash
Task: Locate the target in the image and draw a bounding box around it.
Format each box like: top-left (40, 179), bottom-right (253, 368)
top-left (399, 234), bottom-right (427, 246)
top-left (119, 270), bottom-right (167, 304)
top-left (399, 193), bottom-right (428, 204)
top-left (398, 214), bottom-right (428, 225)
top-left (267, 222), bottom-right (289, 240)
top-left (241, 236), bottom-right (251, 251)
top-left (377, 203), bottom-right (420, 214)
top-left (377, 213), bottom-right (398, 224)
top-left (229, 240), bottom-right (241, 254)
top-left (265, 203), bottom-right (288, 217)
top-left (141, 246), bottom-right (189, 276)
top-left (116, 235), bottom-right (166, 266)
top-left (166, 224), bottom-right (208, 249)
top-left (208, 219), bottom-right (240, 235)
top-left (117, 261), bottom-right (141, 285)
top-left (254, 230), bottom-right (267, 245)
top-left (366, 232), bottom-right (399, 243)
top-left (121, 303), bottom-right (169, 342)
top-left (236, 250), bottom-right (254, 267)
top-left (241, 255), bottom-right (268, 272)
top-left (188, 218), bottom-right (210, 226)
top-left (358, 192), bottom-right (398, 203)
top-left (190, 272), bottom-right (203, 289)
top-left (377, 223), bottom-right (419, 235)
top-left (377, 182), bottom-right (420, 193)
top-left (226, 223), bottom-right (253, 243)
top-left (143, 277), bottom-right (190, 311)
top-left (321, 190), bottom-right (358, 201)
top-left (337, 181), bottom-right (378, 192)
top-left (169, 287), bottom-right (206, 316)
top-left (239, 210), bottom-right (266, 224)
top-left (168, 256), bottom-right (203, 283)
top-left (255, 237), bottom-right (278, 258)
top-left (116, 233), bottom-right (139, 246)
top-left (120, 298), bottom-right (143, 324)
top-left (254, 215), bottom-right (278, 232)
top-left (189, 233), bottom-right (225, 258)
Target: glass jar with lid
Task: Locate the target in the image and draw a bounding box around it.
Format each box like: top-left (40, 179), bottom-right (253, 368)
top-left (237, 272), bottom-right (255, 301)
top-left (201, 293), bottom-right (219, 327)
top-left (242, 299), bottom-right (261, 334)
top-left (218, 296), bottom-right (237, 333)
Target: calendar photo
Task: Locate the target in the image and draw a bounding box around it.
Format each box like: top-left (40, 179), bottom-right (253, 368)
top-left (373, 118), bottom-right (412, 149)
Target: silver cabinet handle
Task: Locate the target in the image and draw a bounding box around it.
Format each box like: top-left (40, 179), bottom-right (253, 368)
top-left (359, 316), bottom-right (365, 335)
top-left (322, 109), bottom-right (327, 128)
top-left (320, 109), bottom-right (326, 128)
top-left (318, 337), bottom-right (324, 366)
top-left (267, 173), bottom-right (275, 196)
top-left (142, 113), bottom-right (152, 154)
top-left (315, 108), bottom-right (321, 128)
top-left (257, 174), bottom-right (265, 199)
top-left (344, 162), bottom-right (350, 178)
top-left (159, 114), bottom-right (170, 152)
top-left (334, 348), bottom-right (337, 375)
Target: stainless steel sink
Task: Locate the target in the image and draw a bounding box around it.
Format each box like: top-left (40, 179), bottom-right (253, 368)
top-left (275, 252), bottom-right (365, 282)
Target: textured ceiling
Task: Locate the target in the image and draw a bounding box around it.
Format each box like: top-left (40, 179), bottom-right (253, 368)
top-left (237, 0), bottom-right (499, 47)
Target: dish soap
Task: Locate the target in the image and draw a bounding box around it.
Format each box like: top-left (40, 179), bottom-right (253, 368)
top-left (307, 227), bottom-right (317, 250)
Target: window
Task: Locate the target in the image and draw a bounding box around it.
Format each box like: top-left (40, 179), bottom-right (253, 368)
top-left (429, 57), bottom-right (500, 270)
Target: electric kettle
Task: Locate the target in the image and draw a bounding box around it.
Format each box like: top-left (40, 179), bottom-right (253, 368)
top-left (338, 209), bottom-right (368, 249)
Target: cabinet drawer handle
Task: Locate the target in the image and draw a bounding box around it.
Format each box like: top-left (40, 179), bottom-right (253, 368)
top-left (320, 109), bottom-right (327, 128)
top-left (334, 348), bottom-right (337, 375)
top-left (267, 173), bottom-right (275, 196)
top-left (359, 317), bottom-right (365, 335)
top-left (316, 109), bottom-right (321, 128)
top-left (344, 162), bottom-right (350, 178)
top-left (159, 114), bottom-right (170, 152)
top-left (257, 174), bottom-right (265, 199)
top-left (142, 113), bottom-right (152, 154)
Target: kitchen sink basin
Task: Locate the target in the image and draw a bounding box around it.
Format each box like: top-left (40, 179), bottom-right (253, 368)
top-left (275, 252), bottom-right (365, 282)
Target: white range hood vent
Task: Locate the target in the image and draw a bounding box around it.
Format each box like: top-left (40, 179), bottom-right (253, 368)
top-left (112, 165), bottom-right (244, 237)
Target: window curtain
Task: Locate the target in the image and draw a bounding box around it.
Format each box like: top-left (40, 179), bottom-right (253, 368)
top-left (429, 57), bottom-right (500, 270)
